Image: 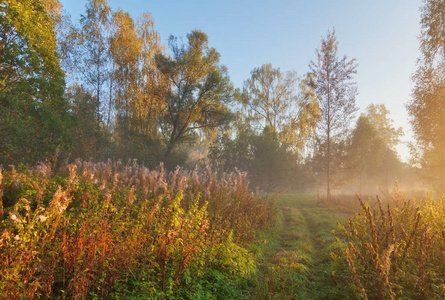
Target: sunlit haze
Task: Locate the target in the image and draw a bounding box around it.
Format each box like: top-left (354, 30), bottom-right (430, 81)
top-left (6, 1), bottom-right (445, 297)
top-left (60, 0), bottom-right (421, 162)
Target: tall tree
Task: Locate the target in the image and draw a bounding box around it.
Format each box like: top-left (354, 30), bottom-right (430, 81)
top-left (308, 29), bottom-right (358, 201)
top-left (242, 64), bottom-right (319, 151)
top-left (134, 12), bottom-right (165, 137)
top-left (408, 0), bottom-right (445, 193)
top-left (109, 10), bottom-right (166, 164)
top-left (64, 0), bottom-right (112, 122)
top-left (155, 30), bottom-right (234, 162)
top-left (110, 9), bottom-right (140, 127)
top-left (0, 0), bottom-right (72, 165)
top-left (347, 104), bottom-right (403, 193)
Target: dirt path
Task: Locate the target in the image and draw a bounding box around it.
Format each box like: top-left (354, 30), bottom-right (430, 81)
top-left (248, 194), bottom-right (352, 299)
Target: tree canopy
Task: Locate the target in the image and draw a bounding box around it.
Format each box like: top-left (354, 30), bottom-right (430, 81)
top-left (242, 64), bottom-right (319, 151)
top-left (155, 30), bottom-right (234, 161)
top-left (0, 0), bottom-right (420, 196)
top-left (408, 0), bottom-right (445, 193)
top-left (0, 0), bottom-right (72, 165)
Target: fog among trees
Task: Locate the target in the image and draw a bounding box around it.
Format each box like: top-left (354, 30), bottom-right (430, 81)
top-left (1, 0), bottom-right (443, 198)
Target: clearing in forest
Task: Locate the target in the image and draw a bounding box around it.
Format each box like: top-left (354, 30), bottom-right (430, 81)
top-left (249, 194), bottom-right (355, 299)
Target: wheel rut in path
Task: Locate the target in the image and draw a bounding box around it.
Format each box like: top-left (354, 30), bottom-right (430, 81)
top-left (297, 198), bottom-right (351, 298)
top-left (249, 195), bottom-right (351, 299)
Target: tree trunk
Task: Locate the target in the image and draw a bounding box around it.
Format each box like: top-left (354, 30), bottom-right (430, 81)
top-left (327, 76), bottom-right (331, 202)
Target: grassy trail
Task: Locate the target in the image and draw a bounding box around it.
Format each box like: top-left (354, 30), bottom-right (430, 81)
top-left (249, 194), bottom-right (354, 299)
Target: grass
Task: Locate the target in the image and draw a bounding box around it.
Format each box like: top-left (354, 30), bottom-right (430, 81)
top-left (5, 163), bottom-right (442, 299)
top-left (248, 193), bottom-right (357, 299)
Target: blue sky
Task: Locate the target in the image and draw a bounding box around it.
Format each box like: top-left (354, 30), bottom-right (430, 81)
top-left (60, 0), bottom-right (422, 162)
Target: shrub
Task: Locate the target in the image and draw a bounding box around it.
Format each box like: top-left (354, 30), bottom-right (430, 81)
top-left (0, 159), bottom-right (275, 299)
top-left (335, 185), bottom-right (445, 299)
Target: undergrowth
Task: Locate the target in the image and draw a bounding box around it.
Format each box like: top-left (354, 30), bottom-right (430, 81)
top-left (335, 185), bottom-right (445, 299)
top-left (248, 194), bottom-right (354, 299)
top-left (0, 159), bottom-right (276, 299)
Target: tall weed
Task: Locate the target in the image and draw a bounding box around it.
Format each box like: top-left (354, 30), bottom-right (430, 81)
top-left (335, 185), bottom-right (445, 299)
top-left (0, 160), bottom-right (275, 299)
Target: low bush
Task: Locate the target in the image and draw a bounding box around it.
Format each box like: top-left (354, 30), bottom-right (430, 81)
top-left (335, 185), bottom-right (445, 299)
top-left (0, 159), bottom-right (275, 299)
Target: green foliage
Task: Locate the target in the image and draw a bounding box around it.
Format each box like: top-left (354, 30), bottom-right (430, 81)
top-left (155, 30), bottom-right (235, 159)
top-left (346, 115), bottom-right (403, 193)
top-left (171, 232), bottom-right (256, 300)
top-left (67, 84), bottom-right (111, 160)
top-left (249, 127), bottom-right (295, 192)
top-left (209, 125), bottom-right (317, 193)
top-left (0, 0), bottom-right (73, 165)
top-left (408, 0), bottom-right (445, 193)
top-left (209, 126), bottom-right (253, 174)
top-left (363, 104), bottom-right (403, 150)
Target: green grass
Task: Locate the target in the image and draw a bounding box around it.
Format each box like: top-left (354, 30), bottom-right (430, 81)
top-left (247, 193), bottom-right (358, 299)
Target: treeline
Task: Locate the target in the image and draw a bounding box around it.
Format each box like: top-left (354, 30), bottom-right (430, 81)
top-left (0, 0), bottom-right (434, 196)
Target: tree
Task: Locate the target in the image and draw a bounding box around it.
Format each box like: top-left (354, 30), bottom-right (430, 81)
top-left (109, 10), bottom-right (166, 165)
top-left (67, 84), bottom-right (110, 160)
top-left (0, 0), bottom-right (73, 165)
top-left (58, 2), bottom-right (167, 163)
top-left (408, 0), bottom-right (445, 193)
top-left (110, 9), bottom-right (141, 128)
top-left (110, 10), bottom-right (165, 135)
top-left (347, 116), bottom-right (386, 193)
top-left (308, 29), bottom-right (358, 201)
top-left (364, 104), bottom-right (403, 150)
top-left (155, 30), bottom-right (234, 162)
top-left (249, 126), bottom-right (296, 192)
top-left (134, 12), bottom-right (165, 137)
top-left (346, 104), bottom-right (404, 193)
top-left (242, 64), bottom-right (319, 151)
top-left (63, 0), bottom-right (112, 123)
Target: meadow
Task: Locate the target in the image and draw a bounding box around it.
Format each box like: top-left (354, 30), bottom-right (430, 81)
top-left (1, 161), bottom-right (445, 299)
top-left (0, 160), bottom-right (274, 299)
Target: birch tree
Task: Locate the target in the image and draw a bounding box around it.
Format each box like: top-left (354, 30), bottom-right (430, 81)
top-left (242, 64), bottom-right (319, 151)
top-left (308, 29), bottom-right (358, 201)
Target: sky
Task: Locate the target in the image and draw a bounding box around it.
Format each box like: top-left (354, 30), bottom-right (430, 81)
top-left (60, 0), bottom-right (422, 162)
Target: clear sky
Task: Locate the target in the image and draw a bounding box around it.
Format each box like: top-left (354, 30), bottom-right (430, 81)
top-left (60, 0), bottom-right (422, 162)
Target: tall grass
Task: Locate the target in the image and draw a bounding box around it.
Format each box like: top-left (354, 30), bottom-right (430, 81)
top-left (0, 159), bottom-right (275, 299)
top-left (336, 185), bottom-right (445, 299)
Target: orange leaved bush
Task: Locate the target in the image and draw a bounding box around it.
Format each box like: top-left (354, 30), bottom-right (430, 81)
top-left (0, 159), bottom-right (275, 299)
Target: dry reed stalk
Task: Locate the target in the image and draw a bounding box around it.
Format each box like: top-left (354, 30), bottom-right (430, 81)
top-left (376, 196), bottom-right (387, 233)
top-left (378, 244), bottom-right (395, 300)
top-left (399, 211), bottom-right (421, 264)
top-left (364, 243), bottom-right (379, 269)
top-left (357, 194), bottom-right (379, 254)
top-left (418, 227), bottom-right (432, 300)
top-left (346, 245), bottom-right (368, 300)
top-left (0, 168), bottom-right (3, 220)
